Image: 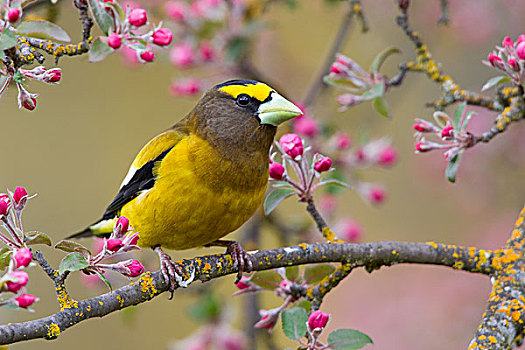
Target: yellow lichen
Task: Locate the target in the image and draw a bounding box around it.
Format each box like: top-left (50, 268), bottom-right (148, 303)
top-left (45, 323), bottom-right (61, 339)
top-left (139, 272), bottom-right (158, 296)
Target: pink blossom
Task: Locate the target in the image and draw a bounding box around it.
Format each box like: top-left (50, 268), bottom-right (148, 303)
top-left (0, 196), bottom-right (8, 216)
top-left (115, 216), bottom-right (129, 235)
top-left (42, 68), bottom-right (61, 83)
top-left (377, 147), bottom-right (397, 166)
top-left (123, 259), bottom-right (145, 277)
top-left (441, 125), bottom-right (454, 138)
top-left (128, 8), bottom-right (147, 27)
top-left (170, 78), bottom-right (201, 97)
top-left (107, 33), bottom-right (122, 49)
top-left (13, 186), bottom-right (27, 205)
top-left (337, 219), bottom-right (362, 242)
top-left (335, 133), bottom-right (351, 150)
top-left (5, 271), bottom-right (29, 292)
top-left (152, 29), bottom-right (173, 46)
top-left (199, 42), bottom-right (215, 61)
top-left (235, 276), bottom-right (251, 290)
top-left (503, 36), bottom-right (514, 49)
top-left (14, 248), bottom-right (32, 268)
top-left (368, 186), bottom-right (386, 204)
top-left (516, 42), bottom-right (525, 60)
top-left (106, 238), bottom-right (123, 252)
top-left (139, 50), bottom-right (155, 62)
top-left (314, 157), bottom-right (332, 172)
top-left (7, 8), bottom-right (20, 22)
top-left (508, 58), bottom-right (519, 71)
top-left (488, 53), bottom-right (503, 67)
top-left (269, 162), bottom-right (285, 180)
top-left (308, 310), bottom-right (330, 330)
top-left (164, 1), bottom-right (188, 22)
top-left (170, 42), bottom-right (195, 67)
top-left (293, 117), bottom-right (319, 138)
top-left (279, 133), bottom-right (303, 159)
top-left (16, 294), bottom-right (36, 308)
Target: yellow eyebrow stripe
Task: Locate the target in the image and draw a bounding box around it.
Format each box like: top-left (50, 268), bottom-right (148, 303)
top-left (219, 83), bottom-right (274, 102)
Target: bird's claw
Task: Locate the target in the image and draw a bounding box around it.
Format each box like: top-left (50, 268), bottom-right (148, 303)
top-left (225, 241), bottom-right (253, 284)
top-left (154, 246), bottom-right (195, 299)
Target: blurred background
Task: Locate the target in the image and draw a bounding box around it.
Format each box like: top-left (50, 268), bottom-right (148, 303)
top-left (1, 0), bottom-right (525, 349)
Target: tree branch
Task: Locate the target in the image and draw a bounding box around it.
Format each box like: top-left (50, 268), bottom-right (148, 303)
top-left (0, 240), bottom-right (496, 345)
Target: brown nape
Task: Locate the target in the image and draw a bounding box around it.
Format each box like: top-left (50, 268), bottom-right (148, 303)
top-left (185, 88), bottom-right (277, 165)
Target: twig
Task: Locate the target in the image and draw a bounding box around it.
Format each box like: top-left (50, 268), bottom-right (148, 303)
top-left (305, 198), bottom-right (343, 243)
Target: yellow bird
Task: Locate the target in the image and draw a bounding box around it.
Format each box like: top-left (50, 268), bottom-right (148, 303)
top-left (69, 79), bottom-right (302, 293)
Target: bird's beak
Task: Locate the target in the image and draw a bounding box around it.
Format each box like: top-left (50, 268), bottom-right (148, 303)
top-left (257, 92), bottom-right (303, 126)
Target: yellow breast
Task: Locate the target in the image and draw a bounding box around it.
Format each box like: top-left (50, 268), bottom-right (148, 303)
top-left (120, 134), bottom-right (268, 250)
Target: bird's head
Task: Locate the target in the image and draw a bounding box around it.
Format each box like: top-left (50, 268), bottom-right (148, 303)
top-left (190, 79), bottom-right (303, 158)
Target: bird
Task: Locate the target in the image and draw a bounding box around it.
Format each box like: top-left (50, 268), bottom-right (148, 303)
top-left (68, 79), bottom-right (302, 295)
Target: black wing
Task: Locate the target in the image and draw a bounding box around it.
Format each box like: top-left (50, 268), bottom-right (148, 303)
top-left (102, 147), bottom-right (173, 219)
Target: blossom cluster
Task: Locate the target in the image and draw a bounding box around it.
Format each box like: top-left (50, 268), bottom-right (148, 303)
top-left (484, 35), bottom-right (525, 86)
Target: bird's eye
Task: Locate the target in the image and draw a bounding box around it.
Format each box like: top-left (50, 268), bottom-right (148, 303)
top-left (236, 94), bottom-right (251, 107)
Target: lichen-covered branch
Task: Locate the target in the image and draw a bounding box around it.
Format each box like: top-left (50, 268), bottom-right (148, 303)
top-left (0, 240), bottom-right (495, 345)
top-left (469, 207), bottom-right (525, 350)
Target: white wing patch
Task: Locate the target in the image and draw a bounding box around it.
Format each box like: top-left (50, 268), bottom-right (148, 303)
top-left (120, 165), bottom-right (137, 189)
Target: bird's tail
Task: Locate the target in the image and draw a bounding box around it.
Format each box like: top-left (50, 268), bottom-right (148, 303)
top-left (67, 218), bottom-right (116, 240)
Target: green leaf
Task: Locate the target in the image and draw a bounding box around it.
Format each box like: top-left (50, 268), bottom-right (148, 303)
top-left (461, 111), bottom-right (476, 131)
top-left (445, 151), bottom-right (463, 184)
top-left (296, 300), bottom-right (312, 312)
top-left (264, 189), bottom-right (295, 216)
top-left (95, 270), bottom-right (112, 291)
top-left (285, 266), bottom-right (299, 282)
top-left (481, 75), bottom-right (511, 91)
top-left (54, 239), bottom-right (91, 256)
top-left (58, 252), bottom-right (90, 274)
top-left (304, 264), bottom-right (336, 284)
top-left (189, 293), bottom-right (222, 322)
top-left (372, 97), bottom-right (391, 118)
top-left (15, 20), bottom-right (71, 42)
top-left (0, 29), bottom-right (17, 50)
top-left (0, 248), bottom-right (12, 271)
top-left (327, 329), bottom-right (373, 350)
top-left (317, 179), bottom-right (351, 189)
top-left (103, 2), bottom-right (126, 22)
top-left (250, 270), bottom-right (283, 290)
top-left (281, 307), bottom-right (308, 340)
top-left (89, 0), bottom-right (113, 35)
top-left (89, 38), bottom-right (112, 63)
top-left (370, 46), bottom-right (401, 73)
top-left (453, 102), bottom-right (466, 130)
top-left (25, 231), bottom-right (52, 246)
top-left (361, 82), bottom-right (385, 100)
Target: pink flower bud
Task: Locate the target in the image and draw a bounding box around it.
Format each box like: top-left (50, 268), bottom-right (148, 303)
top-left (115, 216), bottom-right (129, 234)
top-left (7, 8), bottom-right (20, 22)
top-left (199, 42), bottom-right (215, 61)
top-left (128, 234), bottom-right (139, 246)
top-left (330, 63), bottom-right (343, 75)
top-left (0, 199), bottom-right (8, 216)
top-left (308, 310), bottom-right (330, 330)
top-left (338, 219), bottom-right (362, 242)
top-left (164, 1), bottom-right (188, 22)
top-left (124, 259), bottom-right (144, 277)
top-left (140, 50), bottom-right (155, 62)
top-left (235, 276), bottom-right (251, 290)
top-left (128, 8), bottom-right (147, 27)
top-left (488, 53), bottom-right (503, 67)
top-left (16, 294), bottom-right (36, 308)
top-left (107, 33), bottom-right (122, 49)
top-left (152, 29), bottom-right (173, 46)
top-left (377, 147), bottom-right (397, 166)
top-left (269, 162), bottom-right (285, 180)
top-left (367, 186), bottom-right (386, 204)
top-left (412, 122), bottom-right (436, 132)
top-left (5, 271), bottom-right (29, 292)
top-left (170, 42), bottom-right (195, 67)
top-left (441, 125), bottom-right (454, 138)
top-left (279, 133), bottom-right (304, 159)
top-left (106, 238), bottom-right (123, 252)
top-left (42, 68), bottom-right (61, 83)
top-left (13, 186), bottom-right (27, 205)
top-left (170, 78), bottom-right (201, 96)
top-left (355, 148), bottom-right (366, 163)
top-left (254, 311), bottom-right (279, 330)
top-left (415, 142), bottom-right (432, 153)
top-left (516, 42), bottom-right (525, 60)
top-left (23, 97), bottom-right (36, 111)
top-left (14, 248), bottom-right (32, 268)
top-left (337, 94), bottom-right (363, 108)
top-left (508, 58), bottom-right (520, 71)
top-left (17, 84), bottom-right (38, 111)
top-left (518, 35), bottom-right (525, 45)
top-left (503, 36), bottom-right (514, 49)
top-left (335, 133), bottom-right (351, 150)
top-left (314, 157), bottom-right (332, 172)
top-left (293, 117), bottom-right (319, 138)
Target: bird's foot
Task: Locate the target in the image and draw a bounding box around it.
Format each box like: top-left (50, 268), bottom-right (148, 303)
top-left (153, 245), bottom-right (195, 299)
top-left (205, 240), bottom-right (252, 283)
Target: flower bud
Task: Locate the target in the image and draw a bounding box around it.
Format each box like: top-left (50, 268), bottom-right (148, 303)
top-left (152, 29), bottom-right (173, 47)
top-left (516, 42), bottom-right (525, 60)
top-left (106, 238), bottom-right (123, 252)
top-left (293, 117), bottom-right (319, 138)
top-left (503, 36), bottom-right (514, 49)
top-left (415, 142), bottom-right (433, 153)
top-left (199, 42), bottom-right (215, 61)
top-left (5, 271), bottom-right (29, 292)
top-left (139, 50), bottom-right (155, 62)
top-left (164, 1), bottom-right (188, 22)
top-left (235, 276), bottom-right (251, 290)
top-left (412, 120), bottom-right (438, 133)
top-left (14, 248), bottom-right (32, 268)
top-left (279, 133), bottom-right (303, 159)
top-left (0, 199), bottom-right (8, 216)
top-left (518, 35), bottom-right (525, 46)
top-left (441, 125), bottom-right (454, 138)
top-left (377, 147), bottom-right (397, 166)
top-left (488, 53), bottom-right (503, 68)
top-left (337, 219), bottom-right (362, 242)
top-left (314, 157), bottom-right (332, 173)
top-left (269, 162), bottom-right (285, 180)
top-left (127, 233), bottom-right (139, 246)
top-left (115, 216), bottom-right (129, 235)
top-left (508, 58), bottom-right (520, 71)
top-left (254, 309), bottom-right (280, 330)
top-left (330, 63), bottom-right (343, 75)
top-left (335, 133), bottom-right (351, 150)
top-left (123, 259), bottom-right (145, 277)
top-left (308, 310), bottom-right (330, 330)
top-left (107, 33), bottom-right (122, 49)
top-left (7, 8), bottom-right (20, 22)
top-left (128, 8), bottom-right (147, 27)
top-left (337, 93), bottom-right (363, 108)
top-left (170, 78), bottom-right (201, 96)
top-left (17, 84), bottom-right (38, 111)
top-left (364, 185), bottom-right (386, 205)
top-left (13, 186), bottom-right (27, 206)
top-left (16, 294), bottom-right (36, 308)
top-left (170, 42), bottom-right (194, 67)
